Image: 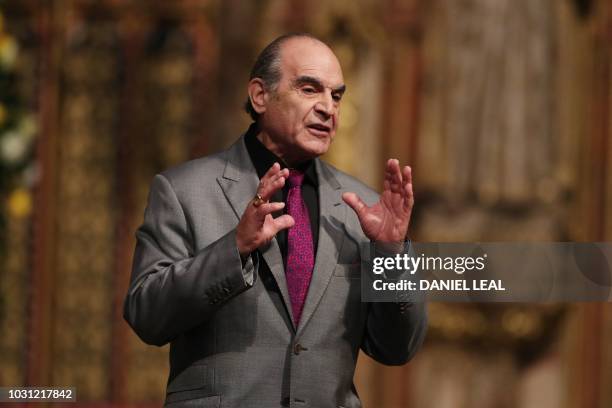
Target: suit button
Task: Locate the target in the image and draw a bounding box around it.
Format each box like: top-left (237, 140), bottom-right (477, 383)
top-left (293, 343), bottom-right (307, 355)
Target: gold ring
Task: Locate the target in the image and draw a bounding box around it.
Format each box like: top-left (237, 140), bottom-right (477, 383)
top-left (252, 193), bottom-right (264, 207)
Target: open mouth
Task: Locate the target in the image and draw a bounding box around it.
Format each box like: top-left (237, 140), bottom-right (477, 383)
top-left (306, 123), bottom-right (331, 135)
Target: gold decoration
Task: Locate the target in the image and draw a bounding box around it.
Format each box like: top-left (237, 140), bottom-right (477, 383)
top-left (48, 23), bottom-right (121, 401)
top-left (428, 303), bottom-right (566, 359)
top-left (0, 33), bottom-right (18, 69)
top-left (7, 188), bottom-right (32, 218)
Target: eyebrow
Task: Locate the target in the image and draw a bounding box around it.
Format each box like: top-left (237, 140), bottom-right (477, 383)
top-left (293, 75), bottom-right (347, 95)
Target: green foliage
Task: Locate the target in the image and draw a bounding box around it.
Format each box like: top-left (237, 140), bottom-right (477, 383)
top-left (0, 7), bottom-right (37, 261)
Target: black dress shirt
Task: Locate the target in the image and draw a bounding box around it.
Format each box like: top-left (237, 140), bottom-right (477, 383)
top-left (244, 123), bottom-right (319, 262)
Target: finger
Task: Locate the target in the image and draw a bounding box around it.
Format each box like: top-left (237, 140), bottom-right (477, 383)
top-left (258, 171), bottom-right (287, 201)
top-left (392, 159), bottom-right (402, 186)
top-left (402, 166), bottom-right (412, 187)
top-left (387, 158), bottom-right (401, 176)
top-left (401, 166), bottom-right (412, 197)
top-left (342, 192), bottom-right (368, 216)
top-left (257, 162), bottom-right (282, 198)
top-left (271, 214), bottom-right (295, 234)
top-left (402, 166), bottom-right (414, 211)
top-left (262, 162), bottom-right (281, 180)
top-left (255, 201), bottom-right (285, 220)
top-left (385, 159), bottom-right (403, 193)
top-left (404, 182), bottom-right (414, 211)
top-left (269, 167), bottom-right (289, 183)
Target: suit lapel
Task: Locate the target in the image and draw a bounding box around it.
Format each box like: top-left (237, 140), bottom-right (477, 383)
top-left (296, 159), bottom-right (346, 336)
top-left (216, 137), bottom-right (296, 327)
top-left (216, 138), bottom-right (347, 334)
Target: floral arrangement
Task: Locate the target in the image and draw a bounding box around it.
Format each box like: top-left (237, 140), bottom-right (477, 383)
top-left (0, 9), bottom-right (37, 230)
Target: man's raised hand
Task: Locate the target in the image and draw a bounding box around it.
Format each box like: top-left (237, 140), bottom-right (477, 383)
top-left (342, 159), bottom-right (414, 243)
top-left (236, 163), bottom-right (295, 257)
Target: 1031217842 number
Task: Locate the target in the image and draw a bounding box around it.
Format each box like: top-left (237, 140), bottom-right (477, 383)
top-left (0, 387), bottom-right (76, 402)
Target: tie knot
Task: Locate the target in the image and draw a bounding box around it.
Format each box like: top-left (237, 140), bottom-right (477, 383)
top-left (287, 169), bottom-right (305, 187)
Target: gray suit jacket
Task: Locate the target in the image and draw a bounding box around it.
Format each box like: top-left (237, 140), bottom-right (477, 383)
top-left (124, 135), bottom-right (427, 408)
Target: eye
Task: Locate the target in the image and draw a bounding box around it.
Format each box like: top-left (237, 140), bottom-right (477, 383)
top-left (332, 93), bottom-right (343, 102)
top-left (301, 86), bottom-right (317, 95)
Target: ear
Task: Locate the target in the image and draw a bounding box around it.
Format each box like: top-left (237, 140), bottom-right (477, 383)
top-left (248, 78), bottom-right (268, 115)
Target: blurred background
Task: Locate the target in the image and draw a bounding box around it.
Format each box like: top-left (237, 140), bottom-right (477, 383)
top-left (0, 0), bottom-right (611, 407)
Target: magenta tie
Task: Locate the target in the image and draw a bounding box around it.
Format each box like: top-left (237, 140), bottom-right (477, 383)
top-left (285, 169), bottom-right (314, 326)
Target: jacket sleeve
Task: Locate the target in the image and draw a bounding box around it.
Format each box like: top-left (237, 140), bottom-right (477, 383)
top-left (361, 242), bottom-right (428, 365)
top-left (123, 174), bottom-right (258, 346)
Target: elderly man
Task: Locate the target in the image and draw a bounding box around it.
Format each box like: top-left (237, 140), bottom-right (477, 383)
top-left (124, 33), bottom-right (427, 408)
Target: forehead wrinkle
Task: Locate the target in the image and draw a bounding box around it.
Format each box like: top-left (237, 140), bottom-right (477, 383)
top-left (292, 74), bottom-right (345, 92)
top-left (278, 38), bottom-right (345, 89)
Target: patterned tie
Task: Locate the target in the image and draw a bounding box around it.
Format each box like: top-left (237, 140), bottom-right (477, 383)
top-left (285, 169), bottom-right (314, 326)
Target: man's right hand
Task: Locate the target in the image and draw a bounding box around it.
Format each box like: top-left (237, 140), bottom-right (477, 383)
top-left (236, 162), bottom-right (295, 258)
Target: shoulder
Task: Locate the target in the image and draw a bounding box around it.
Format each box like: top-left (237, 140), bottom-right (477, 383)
top-left (160, 150), bottom-right (226, 185)
top-left (152, 141), bottom-right (237, 200)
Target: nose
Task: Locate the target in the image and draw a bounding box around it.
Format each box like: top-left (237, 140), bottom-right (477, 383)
top-left (314, 92), bottom-right (335, 119)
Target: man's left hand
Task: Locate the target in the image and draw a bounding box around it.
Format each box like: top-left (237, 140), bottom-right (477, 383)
top-left (342, 159), bottom-right (413, 243)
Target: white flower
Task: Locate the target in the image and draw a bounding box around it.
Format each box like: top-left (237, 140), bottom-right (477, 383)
top-left (0, 130), bottom-right (29, 164)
